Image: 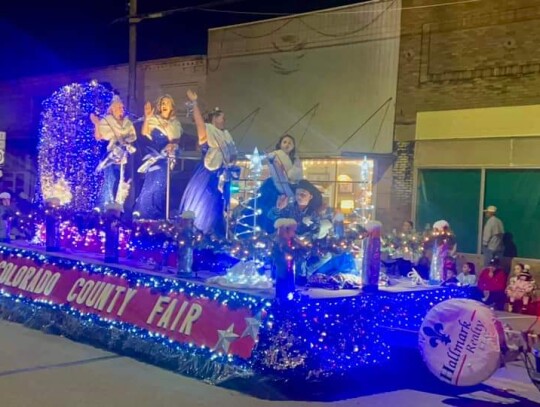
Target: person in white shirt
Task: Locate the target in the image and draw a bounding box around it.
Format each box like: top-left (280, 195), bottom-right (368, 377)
top-left (179, 90), bottom-right (236, 236)
top-left (482, 205), bottom-right (505, 266)
top-left (133, 95), bottom-right (182, 219)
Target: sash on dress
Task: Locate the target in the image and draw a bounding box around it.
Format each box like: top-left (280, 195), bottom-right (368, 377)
top-left (267, 150), bottom-right (294, 198)
top-left (137, 115), bottom-right (182, 173)
top-left (204, 124), bottom-right (237, 171)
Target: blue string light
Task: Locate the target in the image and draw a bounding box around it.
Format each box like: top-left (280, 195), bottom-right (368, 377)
top-left (37, 81), bottom-right (114, 211)
top-left (0, 245), bottom-right (472, 381)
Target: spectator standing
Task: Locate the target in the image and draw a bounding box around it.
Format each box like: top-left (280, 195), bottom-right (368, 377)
top-left (482, 205), bottom-right (505, 266)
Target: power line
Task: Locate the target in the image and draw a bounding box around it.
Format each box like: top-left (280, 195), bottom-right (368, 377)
top-left (159, 0), bottom-right (483, 19)
top-left (113, 0), bottom-right (482, 25)
top-left (203, 0), bottom-right (482, 16)
top-left (112, 0), bottom-right (248, 24)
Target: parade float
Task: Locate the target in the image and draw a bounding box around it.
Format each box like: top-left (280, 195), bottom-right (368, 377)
top-left (1, 81), bottom-right (533, 390)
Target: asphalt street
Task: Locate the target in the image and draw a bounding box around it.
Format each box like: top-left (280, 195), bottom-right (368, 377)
top-left (0, 320), bottom-right (539, 406)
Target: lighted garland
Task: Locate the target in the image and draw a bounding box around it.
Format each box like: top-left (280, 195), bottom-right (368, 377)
top-left (381, 231), bottom-right (424, 261)
top-left (0, 243), bottom-right (475, 383)
top-left (254, 295), bottom-right (390, 377)
top-left (29, 209), bottom-right (131, 256)
top-left (0, 245), bottom-right (269, 310)
top-left (0, 292), bottom-right (253, 382)
top-left (37, 81), bottom-right (114, 211)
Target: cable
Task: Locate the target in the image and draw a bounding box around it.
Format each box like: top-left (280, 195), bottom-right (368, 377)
top-left (231, 107), bottom-right (261, 146)
top-left (337, 97), bottom-right (393, 150)
top-left (112, 0), bottom-right (484, 24)
top-left (112, 0), bottom-right (248, 24)
top-left (272, 103), bottom-right (320, 151)
top-left (201, 0), bottom-right (482, 17)
top-left (230, 19), bottom-right (293, 39)
top-left (298, 0), bottom-right (394, 39)
top-left (194, 0), bottom-right (483, 17)
top-left (526, 316), bottom-right (540, 333)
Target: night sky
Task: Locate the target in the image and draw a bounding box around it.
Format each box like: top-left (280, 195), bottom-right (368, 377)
top-left (1, 0), bottom-right (365, 81)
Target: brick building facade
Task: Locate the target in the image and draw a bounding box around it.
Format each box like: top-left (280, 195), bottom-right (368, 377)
top-left (393, 0), bottom-right (540, 225)
top-left (395, 0), bottom-right (540, 257)
top-left (4, 0), bottom-right (540, 244)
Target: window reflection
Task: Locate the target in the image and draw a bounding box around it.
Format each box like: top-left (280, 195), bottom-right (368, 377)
top-left (232, 158), bottom-right (375, 224)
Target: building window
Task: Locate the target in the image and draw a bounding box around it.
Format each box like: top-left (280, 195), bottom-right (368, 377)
top-left (233, 158), bottom-right (375, 223)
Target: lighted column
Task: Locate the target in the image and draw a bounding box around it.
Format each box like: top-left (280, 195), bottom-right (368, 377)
top-left (45, 198), bottom-right (61, 252)
top-left (362, 220), bottom-right (382, 292)
top-left (104, 203), bottom-right (122, 263)
top-left (273, 219), bottom-right (297, 300)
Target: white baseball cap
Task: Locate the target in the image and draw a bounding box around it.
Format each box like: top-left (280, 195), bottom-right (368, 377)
top-left (433, 220), bottom-right (449, 230)
top-left (484, 205), bottom-right (497, 213)
top-left (0, 192), bottom-right (11, 199)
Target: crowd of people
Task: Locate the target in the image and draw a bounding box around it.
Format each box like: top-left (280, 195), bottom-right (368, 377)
top-left (385, 207), bottom-right (537, 314)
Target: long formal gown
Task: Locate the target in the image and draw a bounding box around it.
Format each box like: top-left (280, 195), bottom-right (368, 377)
top-left (96, 115), bottom-right (136, 209)
top-left (180, 123), bottom-right (237, 236)
top-left (258, 150), bottom-right (303, 233)
top-left (133, 115), bottom-right (181, 219)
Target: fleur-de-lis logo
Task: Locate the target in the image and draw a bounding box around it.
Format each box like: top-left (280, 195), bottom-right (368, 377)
top-left (423, 323), bottom-right (451, 348)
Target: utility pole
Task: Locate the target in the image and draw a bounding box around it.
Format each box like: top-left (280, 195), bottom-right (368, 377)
top-left (127, 0), bottom-right (138, 113)
top-left (120, 0), bottom-right (245, 113)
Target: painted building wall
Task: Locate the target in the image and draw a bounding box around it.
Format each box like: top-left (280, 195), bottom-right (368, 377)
top-left (205, 1), bottom-right (401, 157)
top-left (205, 1), bottom-right (402, 225)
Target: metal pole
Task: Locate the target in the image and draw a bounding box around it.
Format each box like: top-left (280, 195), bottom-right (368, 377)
top-left (128, 0), bottom-right (138, 113)
top-left (478, 168), bottom-right (486, 255)
top-left (166, 159), bottom-right (171, 220)
top-left (225, 179), bottom-right (230, 240)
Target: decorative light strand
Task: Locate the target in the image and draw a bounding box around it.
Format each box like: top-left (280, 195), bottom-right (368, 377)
top-left (37, 81), bottom-right (114, 211)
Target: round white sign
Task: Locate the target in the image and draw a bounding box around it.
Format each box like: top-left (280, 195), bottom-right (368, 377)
top-left (419, 298), bottom-right (501, 386)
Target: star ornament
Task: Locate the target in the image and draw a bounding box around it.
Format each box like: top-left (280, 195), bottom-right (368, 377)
top-left (245, 147), bottom-right (264, 172)
top-left (213, 324), bottom-right (239, 354)
top-left (241, 317), bottom-right (261, 341)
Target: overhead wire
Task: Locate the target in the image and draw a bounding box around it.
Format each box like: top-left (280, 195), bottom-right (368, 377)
top-left (112, 0), bottom-right (483, 24)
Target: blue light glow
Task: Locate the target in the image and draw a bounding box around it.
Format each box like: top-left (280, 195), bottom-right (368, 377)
top-left (0, 245), bottom-right (471, 381)
top-left (37, 82), bottom-right (114, 211)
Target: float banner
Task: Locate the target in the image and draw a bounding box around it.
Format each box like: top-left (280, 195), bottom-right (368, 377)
top-left (0, 254), bottom-right (259, 359)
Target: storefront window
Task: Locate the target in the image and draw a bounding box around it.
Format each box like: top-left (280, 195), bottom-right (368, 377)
top-left (303, 159), bottom-right (375, 223)
top-left (232, 158), bottom-right (375, 224)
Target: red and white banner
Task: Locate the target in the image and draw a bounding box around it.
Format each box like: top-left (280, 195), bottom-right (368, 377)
top-left (0, 253), bottom-right (261, 359)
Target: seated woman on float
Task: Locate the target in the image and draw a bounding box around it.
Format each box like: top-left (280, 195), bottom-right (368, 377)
top-left (244, 134), bottom-right (303, 234)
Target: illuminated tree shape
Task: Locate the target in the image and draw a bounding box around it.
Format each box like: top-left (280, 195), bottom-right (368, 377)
top-left (235, 148), bottom-right (264, 240)
top-left (37, 82), bottom-right (114, 211)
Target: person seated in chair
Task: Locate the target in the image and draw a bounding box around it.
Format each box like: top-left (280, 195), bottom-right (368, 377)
top-left (478, 257), bottom-right (507, 310)
top-left (506, 263), bottom-right (536, 313)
